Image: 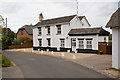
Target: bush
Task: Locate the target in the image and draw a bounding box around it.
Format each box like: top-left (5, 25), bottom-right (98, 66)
top-left (12, 39), bottom-right (21, 45)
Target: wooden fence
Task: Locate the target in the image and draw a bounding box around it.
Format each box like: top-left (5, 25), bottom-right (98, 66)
top-left (98, 42), bottom-right (112, 54)
top-left (8, 42), bottom-right (33, 49)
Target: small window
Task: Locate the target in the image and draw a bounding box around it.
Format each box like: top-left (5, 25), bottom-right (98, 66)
top-left (78, 40), bottom-right (84, 49)
top-left (38, 27), bottom-right (42, 36)
top-left (46, 26), bottom-right (50, 35)
top-left (60, 39), bottom-right (65, 48)
top-left (56, 25), bottom-right (61, 35)
top-left (21, 30), bottom-right (23, 35)
top-left (104, 37), bottom-right (106, 42)
top-left (47, 38), bottom-right (51, 46)
top-left (38, 39), bottom-right (42, 46)
top-left (86, 40), bottom-right (92, 49)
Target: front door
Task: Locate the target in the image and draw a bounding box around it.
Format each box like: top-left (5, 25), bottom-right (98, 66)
top-left (72, 38), bottom-right (76, 52)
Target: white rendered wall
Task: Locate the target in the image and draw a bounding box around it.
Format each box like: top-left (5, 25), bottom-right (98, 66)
top-left (33, 28), bottom-right (39, 47)
top-left (34, 24), bottom-right (72, 49)
top-left (70, 16), bottom-right (83, 29)
top-left (81, 17), bottom-right (90, 27)
top-left (112, 27), bottom-right (120, 69)
top-left (70, 35), bottom-right (99, 50)
top-left (98, 36), bottom-right (109, 42)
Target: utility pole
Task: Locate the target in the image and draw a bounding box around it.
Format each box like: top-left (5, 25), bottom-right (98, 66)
top-left (5, 18), bottom-right (7, 35)
top-left (76, 0), bottom-right (79, 15)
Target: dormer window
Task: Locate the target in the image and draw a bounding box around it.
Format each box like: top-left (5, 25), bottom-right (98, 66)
top-left (56, 25), bottom-right (61, 35)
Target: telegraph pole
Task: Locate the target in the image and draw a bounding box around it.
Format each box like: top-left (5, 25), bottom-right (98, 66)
top-left (76, 0), bottom-right (79, 15)
top-left (5, 18), bottom-right (7, 35)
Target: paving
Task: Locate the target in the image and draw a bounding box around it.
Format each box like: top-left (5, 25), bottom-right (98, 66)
top-left (2, 51), bottom-right (108, 78)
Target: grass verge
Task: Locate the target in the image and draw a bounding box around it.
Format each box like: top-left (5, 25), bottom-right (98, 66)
top-left (0, 55), bottom-right (11, 67)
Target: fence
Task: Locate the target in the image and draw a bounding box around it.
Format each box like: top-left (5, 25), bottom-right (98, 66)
top-left (98, 42), bottom-right (112, 54)
top-left (8, 42), bottom-right (33, 49)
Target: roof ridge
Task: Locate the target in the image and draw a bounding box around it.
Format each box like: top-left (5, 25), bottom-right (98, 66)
top-left (42, 15), bottom-right (77, 21)
top-left (72, 27), bottom-right (102, 30)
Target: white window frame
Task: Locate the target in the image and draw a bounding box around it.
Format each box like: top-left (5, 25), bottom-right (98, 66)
top-left (46, 26), bottom-right (50, 35)
top-left (56, 25), bottom-right (61, 34)
top-left (86, 40), bottom-right (92, 49)
top-left (78, 40), bottom-right (84, 49)
top-left (38, 27), bottom-right (42, 36)
top-left (47, 38), bottom-right (51, 47)
top-left (60, 39), bottom-right (65, 48)
top-left (72, 38), bottom-right (76, 47)
top-left (38, 39), bottom-right (42, 47)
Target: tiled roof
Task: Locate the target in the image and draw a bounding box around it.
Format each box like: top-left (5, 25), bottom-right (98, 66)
top-left (68, 27), bottom-right (110, 36)
top-left (19, 25), bottom-right (33, 35)
top-left (34, 15), bottom-right (85, 26)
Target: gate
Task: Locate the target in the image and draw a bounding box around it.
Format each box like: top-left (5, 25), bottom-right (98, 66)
top-left (98, 42), bottom-right (112, 54)
top-left (98, 42), bottom-right (107, 54)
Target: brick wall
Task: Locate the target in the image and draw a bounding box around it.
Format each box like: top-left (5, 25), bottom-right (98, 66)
top-left (17, 29), bottom-right (33, 40)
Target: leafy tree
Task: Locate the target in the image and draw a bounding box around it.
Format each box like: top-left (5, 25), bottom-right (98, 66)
top-left (2, 28), bottom-right (16, 40)
top-left (2, 35), bottom-right (13, 49)
top-left (2, 28), bottom-right (16, 50)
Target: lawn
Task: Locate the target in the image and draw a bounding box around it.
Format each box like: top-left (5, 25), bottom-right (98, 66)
top-left (0, 55), bottom-right (11, 67)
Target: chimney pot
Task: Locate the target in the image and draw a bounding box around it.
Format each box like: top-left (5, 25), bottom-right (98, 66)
top-left (39, 13), bottom-right (43, 22)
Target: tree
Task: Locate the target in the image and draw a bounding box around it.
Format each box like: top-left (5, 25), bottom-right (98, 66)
top-left (2, 28), bottom-right (16, 50)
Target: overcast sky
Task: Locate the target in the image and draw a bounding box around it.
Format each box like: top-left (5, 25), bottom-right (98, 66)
top-left (0, 0), bottom-right (119, 33)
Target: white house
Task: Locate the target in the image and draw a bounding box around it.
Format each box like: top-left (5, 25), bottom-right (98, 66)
top-left (33, 14), bottom-right (109, 54)
top-left (106, 8), bottom-right (120, 69)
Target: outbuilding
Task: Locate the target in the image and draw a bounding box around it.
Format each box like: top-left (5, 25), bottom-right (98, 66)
top-left (106, 8), bottom-right (120, 69)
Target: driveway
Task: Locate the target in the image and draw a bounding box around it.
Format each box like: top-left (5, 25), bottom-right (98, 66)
top-left (2, 51), bottom-right (108, 78)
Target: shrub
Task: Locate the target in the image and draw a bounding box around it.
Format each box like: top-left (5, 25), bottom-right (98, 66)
top-left (20, 37), bottom-right (31, 43)
top-left (12, 39), bottom-right (21, 45)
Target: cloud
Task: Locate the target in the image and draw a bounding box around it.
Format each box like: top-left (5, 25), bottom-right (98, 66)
top-left (0, 2), bottom-right (23, 15)
top-left (0, 0), bottom-right (118, 33)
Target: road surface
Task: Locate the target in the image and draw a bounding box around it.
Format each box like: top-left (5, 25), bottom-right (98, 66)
top-left (3, 51), bottom-right (108, 78)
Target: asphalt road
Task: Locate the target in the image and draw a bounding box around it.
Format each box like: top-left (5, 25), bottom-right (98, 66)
top-left (3, 51), bottom-right (108, 78)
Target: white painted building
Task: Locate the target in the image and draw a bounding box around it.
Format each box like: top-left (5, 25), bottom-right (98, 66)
top-left (106, 8), bottom-right (120, 69)
top-left (33, 15), bottom-right (109, 53)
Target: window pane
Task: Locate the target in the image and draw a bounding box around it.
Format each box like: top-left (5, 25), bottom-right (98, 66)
top-left (86, 40), bottom-right (92, 49)
top-left (79, 40), bottom-right (84, 49)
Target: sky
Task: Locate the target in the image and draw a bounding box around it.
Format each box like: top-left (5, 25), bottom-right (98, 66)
top-left (0, 0), bottom-right (119, 33)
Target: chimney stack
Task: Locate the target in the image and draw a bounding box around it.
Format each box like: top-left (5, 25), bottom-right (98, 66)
top-left (39, 13), bottom-right (43, 22)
